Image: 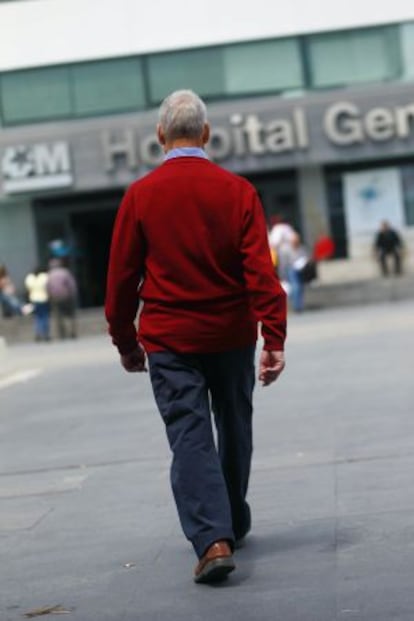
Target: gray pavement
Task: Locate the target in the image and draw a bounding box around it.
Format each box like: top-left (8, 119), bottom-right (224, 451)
top-left (1, 300), bottom-right (414, 621)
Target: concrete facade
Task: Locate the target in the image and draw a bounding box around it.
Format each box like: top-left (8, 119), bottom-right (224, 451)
top-left (2, 82), bottom-right (414, 192)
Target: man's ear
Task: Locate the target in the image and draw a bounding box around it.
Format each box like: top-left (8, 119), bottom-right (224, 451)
top-left (157, 124), bottom-right (166, 146)
top-left (202, 123), bottom-right (210, 145)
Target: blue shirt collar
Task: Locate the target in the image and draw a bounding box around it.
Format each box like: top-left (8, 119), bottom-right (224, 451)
top-left (165, 147), bottom-right (208, 160)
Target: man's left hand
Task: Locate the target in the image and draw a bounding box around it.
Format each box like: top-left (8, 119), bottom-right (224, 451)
top-left (120, 345), bottom-right (147, 373)
top-left (259, 350), bottom-right (285, 386)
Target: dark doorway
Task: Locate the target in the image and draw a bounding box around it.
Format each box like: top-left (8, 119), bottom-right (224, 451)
top-left (70, 209), bottom-right (116, 307)
top-left (243, 169), bottom-right (301, 232)
top-left (34, 191), bottom-right (122, 307)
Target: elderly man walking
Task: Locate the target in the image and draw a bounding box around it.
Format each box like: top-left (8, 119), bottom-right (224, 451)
top-left (105, 90), bottom-right (287, 584)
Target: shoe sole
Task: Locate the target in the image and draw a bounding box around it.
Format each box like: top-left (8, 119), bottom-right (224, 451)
top-left (194, 557), bottom-right (236, 584)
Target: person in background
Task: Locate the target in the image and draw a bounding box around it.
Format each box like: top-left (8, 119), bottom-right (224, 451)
top-left (47, 259), bottom-right (78, 339)
top-left (0, 264), bottom-right (33, 318)
top-left (286, 232), bottom-right (309, 313)
top-left (0, 264), bottom-right (23, 317)
top-left (25, 266), bottom-right (50, 341)
top-left (268, 215), bottom-right (296, 282)
top-left (374, 220), bottom-right (403, 276)
top-left (313, 234), bottom-right (335, 262)
top-left (105, 90), bottom-right (287, 584)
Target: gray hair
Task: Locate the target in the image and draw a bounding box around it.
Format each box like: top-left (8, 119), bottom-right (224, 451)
top-left (158, 90), bottom-right (207, 142)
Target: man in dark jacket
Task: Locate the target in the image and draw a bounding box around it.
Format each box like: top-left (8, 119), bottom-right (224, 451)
top-left (374, 220), bottom-right (403, 276)
top-left (105, 90), bottom-right (287, 584)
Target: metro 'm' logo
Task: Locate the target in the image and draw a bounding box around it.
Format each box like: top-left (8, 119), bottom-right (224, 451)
top-left (1, 141), bottom-right (72, 193)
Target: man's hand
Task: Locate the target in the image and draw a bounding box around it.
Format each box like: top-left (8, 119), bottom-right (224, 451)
top-left (120, 345), bottom-right (147, 373)
top-left (259, 350), bottom-right (285, 386)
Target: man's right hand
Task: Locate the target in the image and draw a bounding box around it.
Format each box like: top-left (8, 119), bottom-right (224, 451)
top-left (259, 350), bottom-right (285, 386)
top-left (120, 345), bottom-right (147, 373)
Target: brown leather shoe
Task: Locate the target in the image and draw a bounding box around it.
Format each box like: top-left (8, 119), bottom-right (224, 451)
top-left (194, 541), bottom-right (235, 584)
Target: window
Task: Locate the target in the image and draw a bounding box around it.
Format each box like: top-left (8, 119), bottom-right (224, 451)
top-left (1, 66), bottom-right (71, 123)
top-left (308, 26), bottom-right (400, 88)
top-left (71, 58), bottom-right (146, 115)
top-left (147, 48), bottom-right (224, 103)
top-left (147, 39), bottom-right (304, 103)
top-left (400, 22), bottom-right (414, 79)
top-left (223, 38), bottom-right (303, 95)
top-left (0, 22), bottom-right (410, 126)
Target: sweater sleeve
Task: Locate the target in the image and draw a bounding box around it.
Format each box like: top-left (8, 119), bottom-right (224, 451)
top-left (105, 188), bottom-right (145, 355)
top-left (240, 191), bottom-right (287, 351)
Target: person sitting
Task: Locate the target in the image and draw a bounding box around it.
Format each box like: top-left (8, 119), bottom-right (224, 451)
top-left (0, 264), bottom-right (32, 317)
top-left (374, 220), bottom-right (403, 276)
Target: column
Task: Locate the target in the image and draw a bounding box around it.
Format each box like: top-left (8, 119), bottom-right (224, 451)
top-left (297, 166), bottom-right (330, 248)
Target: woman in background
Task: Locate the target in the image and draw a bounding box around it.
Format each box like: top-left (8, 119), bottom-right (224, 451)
top-left (25, 266), bottom-right (50, 341)
top-left (286, 233), bottom-right (309, 313)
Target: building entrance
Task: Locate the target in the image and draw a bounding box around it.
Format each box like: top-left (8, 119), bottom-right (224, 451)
top-left (70, 209), bottom-right (116, 307)
top-left (33, 169), bottom-right (299, 307)
top-left (34, 191), bottom-right (122, 307)
top-left (244, 169), bottom-right (300, 231)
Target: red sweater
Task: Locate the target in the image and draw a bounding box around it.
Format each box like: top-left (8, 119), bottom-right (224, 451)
top-left (105, 157), bottom-right (287, 355)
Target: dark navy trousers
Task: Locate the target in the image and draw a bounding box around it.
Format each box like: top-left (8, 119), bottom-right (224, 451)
top-left (148, 345), bottom-right (255, 559)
